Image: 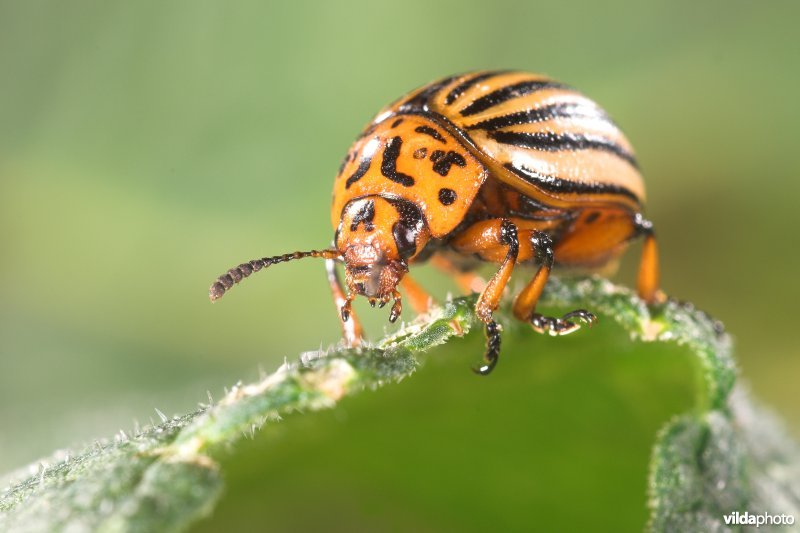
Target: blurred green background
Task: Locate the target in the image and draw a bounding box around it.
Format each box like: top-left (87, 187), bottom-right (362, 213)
top-left (1, 1), bottom-right (798, 530)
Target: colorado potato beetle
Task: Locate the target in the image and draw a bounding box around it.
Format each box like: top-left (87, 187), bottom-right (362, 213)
top-left (210, 70), bottom-right (662, 374)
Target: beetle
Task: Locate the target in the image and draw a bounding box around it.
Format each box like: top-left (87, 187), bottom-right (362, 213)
top-left (209, 70), bottom-right (663, 374)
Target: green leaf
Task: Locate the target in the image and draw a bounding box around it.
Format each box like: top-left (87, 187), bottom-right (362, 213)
top-left (649, 388), bottom-right (800, 531)
top-left (0, 277), bottom-right (796, 532)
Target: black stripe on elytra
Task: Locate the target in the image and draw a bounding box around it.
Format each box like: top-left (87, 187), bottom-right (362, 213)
top-left (414, 125), bottom-right (446, 143)
top-left (397, 75), bottom-right (460, 114)
top-left (429, 149), bottom-right (467, 176)
top-left (381, 137), bottom-right (415, 187)
top-left (460, 80), bottom-right (569, 117)
top-left (391, 118), bottom-right (404, 128)
top-left (345, 157), bottom-right (372, 188)
top-left (350, 199), bottom-right (376, 232)
top-left (504, 163), bottom-right (640, 202)
top-left (465, 103), bottom-right (612, 131)
top-left (443, 71), bottom-right (507, 105)
top-left (489, 131), bottom-right (638, 168)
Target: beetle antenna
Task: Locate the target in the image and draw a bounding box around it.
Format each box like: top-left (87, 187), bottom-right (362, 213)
top-left (209, 249), bottom-right (341, 301)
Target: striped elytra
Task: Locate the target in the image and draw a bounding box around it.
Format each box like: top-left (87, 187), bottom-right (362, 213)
top-left (211, 71), bottom-right (663, 375)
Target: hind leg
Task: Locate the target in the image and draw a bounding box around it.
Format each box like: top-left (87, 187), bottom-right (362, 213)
top-left (512, 231), bottom-right (596, 335)
top-left (635, 216), bottom-right (665, 304)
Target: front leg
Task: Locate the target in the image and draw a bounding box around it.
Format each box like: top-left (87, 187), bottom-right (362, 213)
top-left (512, 231), bottom-right (596, 335)
top-left (325, 258), bottom-right (363, 347)
top-left (451, 218), bottom-right (519, 375)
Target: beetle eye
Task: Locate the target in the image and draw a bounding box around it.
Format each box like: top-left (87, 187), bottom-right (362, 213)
top-left (392, 221), bottom-right (417, 259)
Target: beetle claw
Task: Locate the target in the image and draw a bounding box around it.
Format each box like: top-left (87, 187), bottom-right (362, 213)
top-left (341, 295), bottom-right (356, 322)
top-left (389, 290), bottom-right (402, 323)
top-left (530, 309), bottom-right (596, 336)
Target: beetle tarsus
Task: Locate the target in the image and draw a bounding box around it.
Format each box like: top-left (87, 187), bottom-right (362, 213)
top-left (473, 320), bottom-right (501, 375)
top-left (389, 291), bottom-right (402, 323)
top-left (341, 299), bottom-right (353, 322)
top-left (530, 309), bottom-right (596, 336)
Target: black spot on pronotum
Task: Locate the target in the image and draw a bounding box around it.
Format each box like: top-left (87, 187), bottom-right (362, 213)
top-left (391, 118), bottom-right (404, 128)
top-left (381, 136), bottom-right (415, 187)
top-left (438, 188), bottom-right (457, 205)
top-left (345, 157), bottom-right (372, 188)
top-left (430, 150), bottom-right (467, 176)
top-left (414, 125), bottom-right (446, 143)
top-left (413, 147), bottom-right (427, 159)
top-left (350, 200), bottom-right (376, 232)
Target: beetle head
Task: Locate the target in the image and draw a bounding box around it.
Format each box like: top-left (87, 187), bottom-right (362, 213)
top-left (336, 196), bottom-right (429, 319)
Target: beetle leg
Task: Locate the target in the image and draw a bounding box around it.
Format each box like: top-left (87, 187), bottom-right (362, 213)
top-left (429, 254), bottom-right (487, 294)
top-left (451, 218), bottom-right (519, 375)
top-left (634, 215), bottom-right (665, 304)
top-left (325, 258), bottom-right (363, 347)
top-left (513, 231), bottom-right (597, 335)
top-left (389, 290), bottom-right (402, 323)
top-left (400, 274), bottom-right (435, 315)
top-left (529, 310), bottom-right (596, 336)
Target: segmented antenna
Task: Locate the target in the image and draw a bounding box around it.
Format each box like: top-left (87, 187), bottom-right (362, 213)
top-left (209, 249), bottom-right (340, 301)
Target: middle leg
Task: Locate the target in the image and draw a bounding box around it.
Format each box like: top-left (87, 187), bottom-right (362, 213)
top-left (512, 231), bottom-right (596, 335)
